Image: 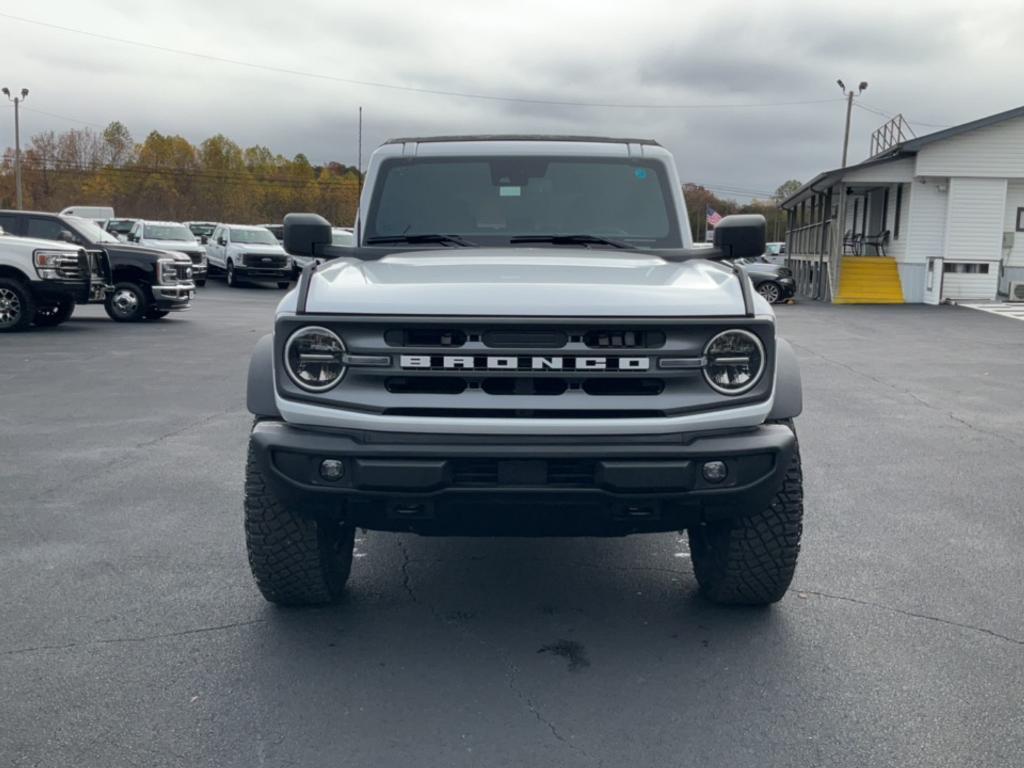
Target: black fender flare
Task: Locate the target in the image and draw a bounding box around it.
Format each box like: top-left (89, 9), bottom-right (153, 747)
top-left (247, 334), bottom-right (281, 418)
top-left (768, 337), bottom-right (803, 420)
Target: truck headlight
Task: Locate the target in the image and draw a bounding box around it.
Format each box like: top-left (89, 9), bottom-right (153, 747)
top-left (33, 249), bottom-right (72, 279)
top-left (285, 326), bottom-right (347, 391)
top-left (702, 329), bottom-right (765, 395)
top-left (158, 259), bottom-right (178, 284)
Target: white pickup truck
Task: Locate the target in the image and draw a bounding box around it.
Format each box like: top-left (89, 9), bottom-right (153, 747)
top-left (205, 224), bottom-right (293, 288)
top-left (243, 135), bottom-right (804, 608)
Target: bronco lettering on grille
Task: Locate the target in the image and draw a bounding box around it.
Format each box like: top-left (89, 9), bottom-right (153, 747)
top-left (400, 355), bottom-right (651, 371)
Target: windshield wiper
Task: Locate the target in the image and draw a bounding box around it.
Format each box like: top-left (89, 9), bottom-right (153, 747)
top-left (365, 233), bottom-right (477, 247)
top-left (509, 234), bottom-right (635, 249)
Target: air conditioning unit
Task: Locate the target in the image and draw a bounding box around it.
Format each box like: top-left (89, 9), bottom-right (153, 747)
top-left (1009, 281), bottom-right (1024, 302)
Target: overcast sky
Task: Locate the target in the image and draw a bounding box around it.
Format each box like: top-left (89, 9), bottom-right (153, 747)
top-left (1, 0), bottom-right (1021, 200)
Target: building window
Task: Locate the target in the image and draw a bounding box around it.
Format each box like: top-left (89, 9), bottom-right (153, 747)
top-left (894, 185), bottom-right (903, 239)
top-left (1017, 207), bottom-right (1024, 232)
top-left (943, 263), bottom-right (990, 274)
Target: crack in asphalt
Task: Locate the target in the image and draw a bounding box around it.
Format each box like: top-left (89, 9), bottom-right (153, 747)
top-left (397, 538), bottom-right (600, 765)
top-left (797, 589), bottom-right (1023, 647)
top-left (0, 617), bottom-right (266, 657)
top-left (789, 341), bottom-right (1024, 449)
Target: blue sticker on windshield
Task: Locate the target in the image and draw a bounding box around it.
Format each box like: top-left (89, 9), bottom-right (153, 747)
top-left (634, 168), bottom-right (648, 179)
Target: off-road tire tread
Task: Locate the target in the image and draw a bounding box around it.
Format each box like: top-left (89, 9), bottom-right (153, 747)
top-left (688, 423), bottom-right (803, 605)
top-left (0, 277), bottom-right (35, 332)
top-left (244, 442), bottom-right (353, 605)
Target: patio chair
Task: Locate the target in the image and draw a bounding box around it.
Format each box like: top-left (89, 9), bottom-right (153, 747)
top-left (842, 231), bottom-right (863, 255)
top-left (862, 230), bottom-right (890, 256)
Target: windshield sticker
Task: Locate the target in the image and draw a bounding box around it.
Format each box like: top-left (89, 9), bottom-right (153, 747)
top-left (634, 168), bottom-right (648, 180)
top-left (499, 186), bottom-right (521, 197)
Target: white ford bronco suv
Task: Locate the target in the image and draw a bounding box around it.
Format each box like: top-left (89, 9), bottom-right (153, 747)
top-left (244, 136), bottom-right (804, 607)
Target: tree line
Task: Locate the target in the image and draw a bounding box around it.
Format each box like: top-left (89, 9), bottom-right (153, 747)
top-left (0, 121), bottom-right (361, 225)
top-left (1, 122), bottom-right (799, 236)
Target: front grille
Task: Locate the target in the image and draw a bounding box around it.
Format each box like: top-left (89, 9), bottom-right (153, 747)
top-left (53, 251), bottom-right (87, 280)
top-left (244, 254), bottom-right (287, 268)
top-left (277, 318), bottom-right (776, 420)
top-left (184, 251), bottom-right (204, 265)
top-left (174, 263), bottom-right (193, 281)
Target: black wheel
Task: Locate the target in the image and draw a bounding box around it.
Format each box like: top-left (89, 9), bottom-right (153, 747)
top-left (0, 278), bottom-right (34, 333)
top-left (145, 307), bottom-right (170, 320)
top-left (244, 439), bottom-right (355, 605)
top-left (33, 296), bottom-right (75, 327)
top-left (688, 423), bottom-right (803, 605)
top-left (756, 281), bottom-right (782, 304)
top-left (104, 282), bottom-right (149, 322)
top-left (226, 261), bottom-right (239, 288)
top-left (195, 279), bottom-right (207, 287)
top-left (277, 281), bottom-right (291, 290)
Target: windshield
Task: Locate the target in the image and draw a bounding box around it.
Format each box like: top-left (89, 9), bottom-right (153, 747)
top-left (188, 223), bottom-right (216, 237)
top-left (143, 224), bottom-right (195, 242)
top-left (106, 219), bottom-right (135, 234)
top-left (332, 229), bottom-right (354, 246)
top-left (366, 156), bottom-right (680, 248)
top-left (65, 216), bottom-right (119, 243)
top-left (230, 228), bottom-right (279, 245)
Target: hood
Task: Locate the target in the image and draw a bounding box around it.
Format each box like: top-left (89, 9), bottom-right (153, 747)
top-left (142, 238), bottom-right (203, 252)
top-left (230, 242), bottom-right (285, 254)
top-left (301, 248), bottom-right (747, 317)
top-left (0, 235), bottom-right (80, 252)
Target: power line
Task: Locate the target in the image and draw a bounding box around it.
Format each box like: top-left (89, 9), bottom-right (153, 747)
top-left (855, 101), bottom-right (949, 130)
top-left (0, 11), bottom-right (843, 111)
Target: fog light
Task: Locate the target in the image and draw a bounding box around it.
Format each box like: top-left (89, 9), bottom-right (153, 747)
top-left (319, 459), bottom-right (345, 481)
top-left (702, 461), bottom-right (728, 483)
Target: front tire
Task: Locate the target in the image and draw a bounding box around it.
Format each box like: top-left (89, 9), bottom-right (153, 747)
top-left (34, 296), bottom-right (75, 327)
top-left (277, 281), bottom-right (290, 290)
top-left (195, 279), bottom-right (207, 287)
top-left (226, 261), bottom-right (238, 288)
top-left (0, 278), bottom-right (34, 332)
top-left (105, 282), bottom-right (149, 322)
top-left (244, 441), bottom-right (355, 605)
top-left (757, 281), bottom-right (782, 304)
top-left (688, 424), bottom-right (803, 605)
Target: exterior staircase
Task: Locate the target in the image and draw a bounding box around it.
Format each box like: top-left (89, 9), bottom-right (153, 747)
top-left (834, 257), bottom-right (904, 304)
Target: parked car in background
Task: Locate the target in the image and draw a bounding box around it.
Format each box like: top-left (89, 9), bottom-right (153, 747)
top-left (103, 218), bottom-right (139, 242)
top-left (291, 226), bottom-right (355, 276)
top-left (731, 255), bottom-right (795, 304)
top-left (0, 209), bottom-right (193, 322)
top-left (0, 225), bottom-right (106, 331)
top-left (59, 205), bottom-right (115, 224)
top-left (206, 224), bottom-right (292, 288)
top-left (184, 221), bottom-right (218, 244)
top-left (260, 224), bottom-right (284, 242)
top-left (764, 241), bottom-right (787, 266)
top-left (128, 220), bottom-right (208, 286)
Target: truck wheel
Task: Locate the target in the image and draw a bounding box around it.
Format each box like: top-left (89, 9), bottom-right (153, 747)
top-left (145, 308), bottom-right (170, 320)
top-left (226, 261), bottom-right (238, 288)
top-left (0, 278), bottom-right (34, 332)
top-left (105, 282), bottom-right (149, 322)
top-left (244, 441), bottom-right (355, 605)
top-left (33, 296), bottom-right (76, 327)
top-left (277, 281), bottom-right (290, 290)
top-left (688, 423), bottom-right (803, 605)
top-left (195, 279), bottom-right (207, 288)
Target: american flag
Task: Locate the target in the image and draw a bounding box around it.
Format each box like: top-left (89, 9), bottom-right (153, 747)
top-left (706, 206), bottom-right (722, 227)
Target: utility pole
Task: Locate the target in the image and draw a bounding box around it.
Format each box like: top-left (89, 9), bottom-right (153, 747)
top-left (2, 87), bottom-right (29, 209)
top-left (357, 106), bottom-right (363, 199)
top-left (837, 79), bottom-right (867, 167)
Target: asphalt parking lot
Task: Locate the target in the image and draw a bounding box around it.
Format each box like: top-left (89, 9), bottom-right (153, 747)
top-left (2, 284), bottom-right (1023, 768)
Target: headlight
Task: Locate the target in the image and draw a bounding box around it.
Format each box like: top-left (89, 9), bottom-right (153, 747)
top-left (158, 259), bottom-right (178, 284)
top-left (285, 326), bottom-right (347, 392)
top-left (33, 249), bottom-right (76, 279)
top-left (702, 329), bottom-right (766, 395)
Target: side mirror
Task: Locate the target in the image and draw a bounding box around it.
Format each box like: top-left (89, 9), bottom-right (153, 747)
top-left (713, 214), bottom-right (766, 259)
top-left (283, 212), bottom-right (332, 257)
top-left (200, 235), bottom-right (208, 245)
top-left (217, 237), bottom-right (226, 246)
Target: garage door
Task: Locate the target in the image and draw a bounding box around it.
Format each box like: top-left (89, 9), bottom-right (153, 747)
top-left (940, 262), bottom-right (998, 301)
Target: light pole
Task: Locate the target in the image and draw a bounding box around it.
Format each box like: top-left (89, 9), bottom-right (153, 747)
top-left (837, 79), bottom-right (867, 168)
top-left (2, 87), bottom-right (29, 209)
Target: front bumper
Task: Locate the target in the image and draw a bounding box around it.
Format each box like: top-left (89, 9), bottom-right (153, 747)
top-left (777, 277), bottom-right (796, 298)
top-left (33, 279), bottom-right (93, 305)
top-left (236, 265), bottom-right (291, 282)
top-left (152, 281), bottom-right (195, 310)
top-left (249, 420), bottom-right (797, 535)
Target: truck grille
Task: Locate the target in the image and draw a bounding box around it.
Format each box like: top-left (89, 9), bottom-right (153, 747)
top-left (276, 318), bottom-right (776, 420)
top-left (183, 251), bottom-right (204, 265)
top-left (50, 250), bottom-right (90, 281)
top-left (244, 254), bottom-right (287, 268)
top-left (175, 263), bottom-right (193, 281)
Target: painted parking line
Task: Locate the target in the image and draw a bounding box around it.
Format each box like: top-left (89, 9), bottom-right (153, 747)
top-left (959, 302), bottom-right (1024, 322)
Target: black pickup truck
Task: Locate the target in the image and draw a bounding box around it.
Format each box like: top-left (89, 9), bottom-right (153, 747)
top-left (0, 210), bottom-right (195, 322)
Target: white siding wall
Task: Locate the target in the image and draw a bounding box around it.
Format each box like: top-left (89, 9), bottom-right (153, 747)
top-left (915, 116), bottom-right (1024, 177)
top-left (905, 179), bottom-right (948, 263)
top-left (843, 157), bottom-right (915, 183)
top-left (1003, 181), bottom-right (1024, 267)
top-left (887, 183), bottom-right (908, 259)
top-left (943, 177), bottom-right (1007, 262)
